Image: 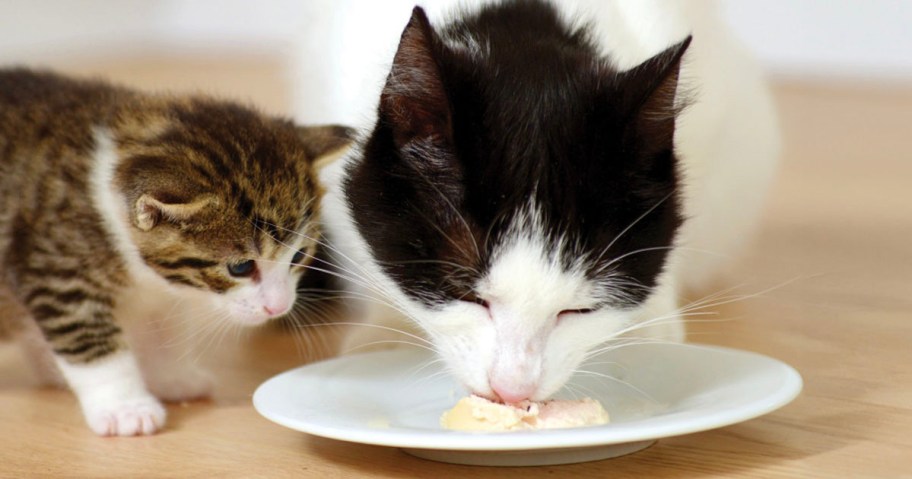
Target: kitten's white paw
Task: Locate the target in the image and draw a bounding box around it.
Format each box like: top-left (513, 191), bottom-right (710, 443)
top-left (146, 367), bottom-right (214, 403)
top-left (84, 394), bottom-right (166, 437)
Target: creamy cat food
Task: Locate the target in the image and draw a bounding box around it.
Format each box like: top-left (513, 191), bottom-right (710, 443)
top-left (440, 395), bottom-right (609, 431)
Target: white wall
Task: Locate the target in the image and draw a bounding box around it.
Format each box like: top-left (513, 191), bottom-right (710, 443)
top-left (1, 0), bottom-right (910, 82)
top-left (721, 0), bottom-right (912, 81)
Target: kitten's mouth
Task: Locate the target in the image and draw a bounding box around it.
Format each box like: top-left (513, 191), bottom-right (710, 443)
top-left (232, 314), bottom-right (272, 327)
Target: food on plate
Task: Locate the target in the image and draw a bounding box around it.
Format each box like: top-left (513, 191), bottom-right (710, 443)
top-left (440, 395), bottom-right (609, 432)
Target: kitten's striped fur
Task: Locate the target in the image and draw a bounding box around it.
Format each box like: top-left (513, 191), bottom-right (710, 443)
top-left (0, 69), bottom-right (351, 435)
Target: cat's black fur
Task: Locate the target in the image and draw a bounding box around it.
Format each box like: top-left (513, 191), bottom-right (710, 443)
top-left (346, 0), bottom-right (690, 308)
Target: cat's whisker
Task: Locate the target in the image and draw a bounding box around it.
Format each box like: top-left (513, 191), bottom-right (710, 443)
top-left (341, 339), bottom-right (437, 356)
top-left (403, 356), bottom-right (446, 382)
top-left (578, 359), bottom-right (626, 370)
top-left (680, 275), bottom-right (809, 313)
top-left (404, 143), bottom-right (481, 259)
top-left (264, 222), bottom-right (390, 292)
top-left (594, 191), bottom-right (676, 265)
top-left (593, 311), bottom-right (725, 345)
top-left (408, 203), bottom-right (478, 267)
top-left (584, 338), bottom-right (679, 359)
top-left (261, 230), bottom-right (433, 330)
top-left (254, 218), bottom-right (388, 289)
top-left (558, 382), bottom-right (585, 401)
top-left (571, 369), bottom-right (660, 404)
top-left (262, 254), bottom-right (396, 310)
top-left (251, 220), bottom-right (385, 292)
top-left (560, 380), bottom-right (606, 403)
top-left (407, 369), bottom-right (452, 391)
top-left (595, 245), bottom-right (679, 276)
top-left (376, 258), bottom-right (481, 277)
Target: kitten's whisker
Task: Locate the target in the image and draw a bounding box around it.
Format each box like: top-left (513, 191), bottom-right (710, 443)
top-left (283, 311), bottom-right (312, 360)
top-left (291, 301), bottom-right (349, 359)
top-left (166, 303), bottom-right (225, 349)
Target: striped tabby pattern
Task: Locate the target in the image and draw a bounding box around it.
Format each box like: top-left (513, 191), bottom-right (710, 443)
top-left (0, 68), bottom-right (351, 435)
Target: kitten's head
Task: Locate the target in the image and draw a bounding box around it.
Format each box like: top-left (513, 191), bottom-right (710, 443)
top-left (346, 6), bottom-right (690, 402)
top-left (114, 98), bottom-right (352, 325)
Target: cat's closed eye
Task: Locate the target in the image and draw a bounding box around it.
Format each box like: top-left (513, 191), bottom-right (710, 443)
top-left (227, 260), bottom-right (256, 278)
top-left (461, 294), bottom-right (489, 309)
top-left (558, 308), bottom-right (595, 317)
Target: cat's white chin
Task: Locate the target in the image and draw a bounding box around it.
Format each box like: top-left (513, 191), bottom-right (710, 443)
top-left (424, 302), bottom-right (632, 403)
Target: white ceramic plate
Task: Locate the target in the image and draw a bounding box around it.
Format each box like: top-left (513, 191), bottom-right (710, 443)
top-left (253, 343), bottom-right (801, 466)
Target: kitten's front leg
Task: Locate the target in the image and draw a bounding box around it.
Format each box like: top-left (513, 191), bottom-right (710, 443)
top-left (55, 351), bottom-right (166, 436)
top-left (28, 296), bottom-right (165, 436)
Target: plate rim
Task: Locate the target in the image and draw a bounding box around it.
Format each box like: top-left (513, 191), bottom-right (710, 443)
top-left (252, 344), bottom-right (803, 451)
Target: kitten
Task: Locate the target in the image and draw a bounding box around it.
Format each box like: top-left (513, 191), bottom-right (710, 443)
top-left (0, 68), bottom-right (352, 435)
top-left (320, 0), bottom-right (779, 403)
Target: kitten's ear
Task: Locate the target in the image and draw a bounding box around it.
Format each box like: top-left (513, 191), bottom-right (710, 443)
top-left (620, 36), bottom-right (692, 149)
top-left (380, 7), bottom-right (452, 149)
top-left (134, 193), bottom-right (216, 231)
top-left (296, 124), bottom-right (356, 171)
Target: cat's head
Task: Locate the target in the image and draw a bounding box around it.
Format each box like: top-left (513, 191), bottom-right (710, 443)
top-left (345, 7), bottom-right (690, 402)
top-left (113, 98), bottom-right (352, 325)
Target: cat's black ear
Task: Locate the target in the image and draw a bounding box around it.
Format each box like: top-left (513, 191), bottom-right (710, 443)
top-left (134, 192), bottom-right (217, 231)
top-left (380, 7), bottom-right (452, 149)
top-left (295, 124), bottom-right (356, 170)
top-left (620, 36), bottom-right (692, 152)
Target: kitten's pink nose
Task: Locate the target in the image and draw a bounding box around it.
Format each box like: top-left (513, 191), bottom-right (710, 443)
top-left (263, 303), bottom-right (289, 317)
top-left (490, 381), bottom-right (536, 404)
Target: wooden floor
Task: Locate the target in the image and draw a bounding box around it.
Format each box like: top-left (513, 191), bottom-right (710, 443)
top-left (1, 57), bottom-right (911, 477)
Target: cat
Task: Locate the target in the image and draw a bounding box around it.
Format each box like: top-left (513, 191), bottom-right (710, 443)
top-left (0, 68), bottom-right (352, 435)
top-left (317, 0), bottom-right (780, 404)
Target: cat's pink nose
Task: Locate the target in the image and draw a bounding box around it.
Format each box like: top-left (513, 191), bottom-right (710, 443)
top-left (490, 381), bottom-right (536, 404)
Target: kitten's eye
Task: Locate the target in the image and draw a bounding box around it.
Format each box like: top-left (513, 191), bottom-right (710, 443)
top-left (227, 260), bottom-right (256, 277)
top-left (291, 249), bottom-right (306, 265)
top-left (559, 308), bottom-right (595, 316)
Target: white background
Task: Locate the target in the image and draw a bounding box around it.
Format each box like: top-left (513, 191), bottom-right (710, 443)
top-left (1, 0), bottom-right (910, 82)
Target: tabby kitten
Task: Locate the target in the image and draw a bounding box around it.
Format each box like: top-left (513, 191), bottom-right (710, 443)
top-left (0, 69), bottom-right (351, 436)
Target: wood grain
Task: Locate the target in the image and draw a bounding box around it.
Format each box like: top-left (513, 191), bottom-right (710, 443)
top-left (1, 57), bottom-right (910, 477)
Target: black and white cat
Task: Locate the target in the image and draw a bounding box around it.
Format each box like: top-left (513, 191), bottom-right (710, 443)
top-left (316, 0), bottom-right (779, 403)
